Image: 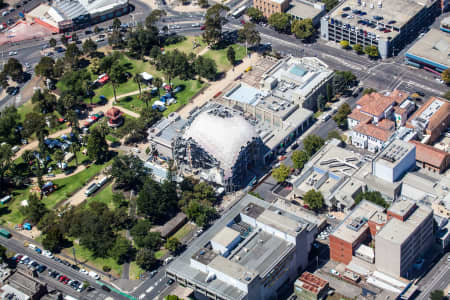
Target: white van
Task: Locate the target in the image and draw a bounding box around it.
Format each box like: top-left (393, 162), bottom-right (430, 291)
top-left (11, 145), bottom-right (20, 153)
top-left (88, 271), bottom-right (100, 280)
top-left (164, 256), bottom-right (174, 265)
top-left (28, 244), bottom-right (36, 250)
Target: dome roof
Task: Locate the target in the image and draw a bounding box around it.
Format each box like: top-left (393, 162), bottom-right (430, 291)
top-left (183, 109), bottom-right (257, 174)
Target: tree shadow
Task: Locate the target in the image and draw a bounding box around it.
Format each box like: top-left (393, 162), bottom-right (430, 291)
top-left (90, 51), bottom-right (105, 59)
top-left (78, 58), bottom-right (90, 69)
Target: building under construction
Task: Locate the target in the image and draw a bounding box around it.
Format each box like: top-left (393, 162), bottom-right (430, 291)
top-left (173, 103), bottom-right (263, 192)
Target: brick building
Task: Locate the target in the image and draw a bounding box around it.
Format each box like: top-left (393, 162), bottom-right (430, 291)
top-left (253, 0), bottom-right (289, 18)
top-left (409, 140), bottom-right (450, 173)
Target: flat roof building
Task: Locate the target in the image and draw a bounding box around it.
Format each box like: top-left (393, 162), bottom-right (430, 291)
top-left (405, 28), bottom-right (449, 73)
top-left (166, 194), bottom-right (318, 300)
top-left (286, 0), bottom-right (326, 26)
top-left (253, 0), bottom-right (289, 18)
top-left (375, 201), bottom-right (433, 277)
top-left (294, 272), bottom-right (329, 300)
top-left (320, 0), bottom-right (440, 58)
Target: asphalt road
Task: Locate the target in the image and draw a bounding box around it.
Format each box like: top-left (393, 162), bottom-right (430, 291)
top-left (0, 235), bottom-right (129, 300)
top-left (416, 254), bottom-right (450, 300)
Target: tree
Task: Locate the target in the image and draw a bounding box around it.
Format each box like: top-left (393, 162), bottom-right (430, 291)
top-left (94, 26), bottom-right (100, 34)
top-left (442, 91), bottom-right (450, 100)
top-left (87, 127), bottom-right (108, 162)
top-left (165, 237), bottom-right (182, 254)
top-left (134, 73), bottom-right (143, 99)
top-left (153, 77), bottom-right (163, 98)
top-left (82, 39), bottom-right (97, 56)
top-left (49, 38), bottom-right (57, 48)
top-left (291, 19), bottom-right (315, 40)
top-left (136, 248), bottom-right (158, 271)
top-left (291, 150), bottom-right (309, 170)
top-left (109, 62), bottom-right (126, 103)
top-left (109, 237), bottom-right (134, 264)
top-left (246, 7), bottom-right (265, 23)
top-left (184, 200), bottom-right (216, 227)
top-left (64, 43), bottom-right (82, 68)
top-left (303, 134), bottom-right (324, 157)
top-left (194, 56), bottom-right (217, 80)
top-left (0, 245), bottom-right (6, 263)
top-left (35, 56), bottom-right (55, 79)
top-left (429, 290), bottom-right (444, 300)
top-left (317, 94), bottom-right (327, 111)
top-left (333, 103), bottom-right (351, 129)
top-left (0, 72), bottom-right (8, 89)
top-left (0, 106), bottom-right (20, 145)
top-left (23, 112), bottom-right (46, 138)
top-left (54, 149), bottom-right (64, 168)
top-left (340, 40), bottom-right (350, 49)
top-left (3, 58), bottom-right (23, 82)
top-left (42, 225), bottom-right (65, 252)
top-left (268, 12), bottom-right (291, 33)
top-left (0, 143), bottom-right (13, 186)
top-left (354, 191), bottom-right (388, 208)
top-left (227, 46), bottom-right (236, 66)
top-left (364, 45), bottom-right (379, 58)
top-left (238, 23), bottom-right (261, 47)
top-left (109, 154), bottom-right (147, 190)
top-left (150, 45), bottom-right (161, 60)
top-left (353, 43), bottom-right (363, 54)
top-left (130, 220), bottom-right (152, 247)
top-left (202, 4), bottom-right (229, 46)
top-left (272, 164), bottom-right (290, 183)
top-left (303, 189), bottom-right (324, 211)
top-left (323, 0), bottom-right (338, 11)
top-left (112, 18), bottom-right (122, 30)
top-left (60, 35), bottom-right (68, 46)
top-left (21, 193), bottom-right (48, 224)
top-left (362, 88), bottom-right (377, 96)
top-left (441, 69), bottom-right (450, 85)
top-left (198, 0), bottom-right (208, 7)
top-left (145, 9), bottom-right (166, 28)
top-left (333, 70), bottom-right (357, 93)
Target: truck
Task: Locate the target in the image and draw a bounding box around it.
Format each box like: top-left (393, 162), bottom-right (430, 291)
top-left (84, 183), bottom-right (99, 197)
top-left (0, 229), bottom-right (11, 238)
top-left (97, 176), bottom-right (110, 188)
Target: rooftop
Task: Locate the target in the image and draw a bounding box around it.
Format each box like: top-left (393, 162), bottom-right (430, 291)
top-left (409, 140), bottom-right (449, 168)
top-left (375, 139), bottom-right (415, 168)
top-left (148, 112), bottom-right (187, 148)
top-left (377, 204), bottom-right (432, 245)
top-left (388, 200), bottom-right (416, 218)
top-left (167, 194), bottom-right (316, 300)
top-left (332, 200), bottom-right (385, 244)
top-left (407, 96), bottom-right (449, 132)
top-left (356, 92), bottom-right (398, 117)
top-left (348, 109), bottom-right (372, 124)
top-left (211, 227), bottom-right (241, 248)
top-left (406, 28), bottom-right (450, 70)
top-left (295, 272), bottom-right (328, 295)
top-left (286, 0), bottom-right (325, 19)
top-left (326, 0), bottom-right (432, 39)
top-left (354, 123), bottom-right (394, 142)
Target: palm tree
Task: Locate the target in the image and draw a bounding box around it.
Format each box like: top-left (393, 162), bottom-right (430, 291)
top-left (153, 77), bottom-right (163, 99)
top-left (142, 91), bottom-right (151, 109)
top-left (134, 73), bottom-right (143, 99)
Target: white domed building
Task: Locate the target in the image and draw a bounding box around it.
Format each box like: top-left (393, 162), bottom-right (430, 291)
top-left (174, 105), bottom-right (262, 191)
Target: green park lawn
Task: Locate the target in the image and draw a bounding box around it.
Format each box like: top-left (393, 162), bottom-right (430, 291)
top-left (155, 249), bottom-right (168, 260)
top-left (86, 183), bottom-right (114, 209)
top-left (63, 241), bottom-right (122, 277)
top-left (164, 36), bottom-right (207, 55)
top-left (2, 159), bottom-right (112, 225)
top-left (129, 262), bottom-right (145, 280)
top-left (203, 44), bottom-right (247, 72)
top-left (116, 79), bottom-right (205, 116)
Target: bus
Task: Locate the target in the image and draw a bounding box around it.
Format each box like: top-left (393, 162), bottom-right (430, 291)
top-left (0, 229), bottom-right (11, 239)
top-left (232, 6), bottom-right (247, 18)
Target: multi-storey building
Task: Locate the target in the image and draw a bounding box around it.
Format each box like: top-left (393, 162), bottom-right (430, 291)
top-left (320, 0), bottom-right (440, 58)
top-left (253, 0), bottom-right (290, 18)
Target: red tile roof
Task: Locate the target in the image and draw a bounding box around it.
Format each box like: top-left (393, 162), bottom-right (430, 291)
top-left (348, 109), bottom-right (372, 124)
top-left (354, 123), bottom-right (393, 142)
top-left (409, 140), bottom-right (449, 169)
top-left (357, 92), bottom-right (396, 117)
top-left (378, 119), bottom-right (395, 130)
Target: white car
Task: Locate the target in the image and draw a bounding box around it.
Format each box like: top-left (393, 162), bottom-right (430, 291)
top-left (166, 98), bottom-right (177, 105)
top-left (330, 269), bottom-right (340, 276)
top-left (42, 250), bottom-right (53, 258)
top-left (8, 51), bottom-right (17, 56)
top-left (88, 271), bottom-right (100, 280)
top-left (80, 268), bottom-right (89, 275)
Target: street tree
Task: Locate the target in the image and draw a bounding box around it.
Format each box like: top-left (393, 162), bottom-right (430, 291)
top-left (323, 0), bottom-right (338, 11)
top-left (246, 7), bottom-right (265, 23)
top-left (112, 18), bottom-right (122, 30)
top-left (429, 290), bottom-right (444, 300)
top-left (364, 45), bottom-right (379, 58)
top-left (198, 0), bottom-right (208, 7)
top-left (272, 164), bottom-right (290, 183)
top-left (35, 56), bottom-right (55, 79)
top-left (291, 150), bottom-right (309, 170)
top-left (303, 189), bottom-right (324, 211)
top-left (333, 70), bottom-right (356, 93)
top-left (340, 40), bottom-right (350, 49)
top-left (332, 102), bottom-right (351, 129)
top-left (202, 4), bottom-right (229, 46)
top-left (302, 134), bottom-right (324, 157)
top-left (49, 38), bottom-right (57, 48)
top-left (226, 46), bottom-right (236, 66)
top-left (145, 9), bottom-right (166, 28)
top-left (64, 43), bottom-right (82, 68)
top-left (3, 58), bottom-right (23, 82)
top-left (291, 18), bottom-right (315, 40)
top-left (60, 35), bottom-right (68, 46)
top-left (184, 200), bottom-right (217, 228)
top-left (136, 248), bottom-right (158, 271)
top-left (87, 127), bottom-right (109, 163)
top-left (353, 43), bottom-right (363, 54)
top-left (268, 12), bottom-right (291, 33)
top-left (82, 38), bottom-right (97, 56)
top-left (42, 225), bottom-right (65, 252)
top-left (441, 69), bottom-right (450, 84)
top-left (238, 23), bottom-right (261, 47)
top-left (94, 26), bottom-right (100, 34)
top-left (327, 130), bottom-right (342, 141)
top-left (165, 237), bottom-right (182, 254)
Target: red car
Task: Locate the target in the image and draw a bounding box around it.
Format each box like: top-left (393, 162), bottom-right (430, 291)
top-left (58, 275), bottom-right (66, 282)
top-left (200, 25), bottom-right (206, 30)
top-left (63, 277), bottom-right (70, 284)
top-left (240, 20), bottom-right (245, 25)
top-left (89, 115), bottom-right (98, 121)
